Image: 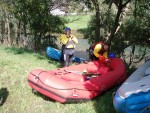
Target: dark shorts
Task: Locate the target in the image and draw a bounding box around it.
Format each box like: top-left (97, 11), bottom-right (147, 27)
top-left (64, 48), bottom-right (75, 55)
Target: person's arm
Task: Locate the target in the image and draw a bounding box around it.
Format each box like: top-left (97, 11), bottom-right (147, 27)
top-left (103, 52), bottom-right (108, 58)
top-left (71, 36), bottom-right (78, 44)
top-left (93, 44), bottom-right (102, 58)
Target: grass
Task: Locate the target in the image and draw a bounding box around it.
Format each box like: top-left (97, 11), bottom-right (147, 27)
top-left (62, 14), bottom-right (92, 38)
top-left (0, 45), bottom-right (118, 113)
top-left (64, 14), bottom-right (92, 30)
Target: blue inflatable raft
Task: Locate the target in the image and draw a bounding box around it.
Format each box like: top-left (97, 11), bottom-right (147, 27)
top-left (46, 46), bottom-right (86, 63)
top-left (113, 59), bottom-right (150, 113)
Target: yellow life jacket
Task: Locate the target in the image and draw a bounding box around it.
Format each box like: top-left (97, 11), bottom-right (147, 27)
top-left (59, 34), bottom-right (69, 45)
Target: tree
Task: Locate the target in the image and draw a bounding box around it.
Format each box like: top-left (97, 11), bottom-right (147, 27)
top-left (91, 0), bottom-right (101, 42)
top-left (106, 0), bottom-right (132, 48)
top-left (107, 0), bottom-right (150, 66)
top-left (0, 0), bottom-right (14, 45)
top-left (13, 0), bottom-right (65, 51)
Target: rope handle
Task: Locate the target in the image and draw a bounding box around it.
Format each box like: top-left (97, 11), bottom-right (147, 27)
top-left (140, 105), bottom-right (150, 113)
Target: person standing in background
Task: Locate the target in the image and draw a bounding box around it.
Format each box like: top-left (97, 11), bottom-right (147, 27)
top-left (59, 27), bottom-right (78, 67)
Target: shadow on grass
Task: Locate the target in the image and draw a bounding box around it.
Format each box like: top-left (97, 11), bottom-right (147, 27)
top-left (5, 46), bottom-right (33, 55)
top-left (35, 52), bottom-right (49, 60)
top-left (0, 88), bottom-right (9, 106)
top-left (92, 85), bottom-right (120, 113)
top-left (4, 46), bottom-right (50, 61)
top-left (31, 89), bottom-right (56, 103)
top-left (4, 46), bottom-right (63, 69)
top-left (46, 56), bottom-right (63, 68)
top-left (126, 66), bottom-right (137, 78)
top-left (93, 66), bottom-right (137, 113)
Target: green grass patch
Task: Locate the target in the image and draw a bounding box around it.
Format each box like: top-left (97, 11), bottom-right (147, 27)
top-left (61, 14), bottom-right (92, 38)
top-left (0, 45), bottom-right (118, 113)
top-left (63, 15), bottom-right (92, 30)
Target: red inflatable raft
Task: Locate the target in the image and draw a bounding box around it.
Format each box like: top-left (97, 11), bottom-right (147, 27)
top-left (27, 58), bottom-right (126, 103)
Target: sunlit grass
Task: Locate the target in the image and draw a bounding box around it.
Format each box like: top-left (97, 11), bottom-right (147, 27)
top-left (0, 45), bottom-right (117, 113)
top-left (63, 15), bottom-right (92, 30)
top-left (61, 14), bottom-right (92, 38)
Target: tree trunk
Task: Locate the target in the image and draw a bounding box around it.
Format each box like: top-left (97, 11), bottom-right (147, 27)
top-left (134, 0), bottom-right (138, 18)
top-left (34, 34), bottom-right (41, 52)
top-left (1, 20), bottom-right (5, 44)
top-left (16, 21), bottom-right (20, 46)
top-left (91, 0), bottom-right (101, 43)
top-left (107, 0), bottom-right (132, 49)
top-left (6, 17), bottom-right (11, 46)
top-left (95, 9), bottom-right (100, 42)
top-left (107, 1), bottom-right (123, 49)
top-left (23, 23), bottom-right (27, 47)
top-left (104, 0), bottom-right (113, 41)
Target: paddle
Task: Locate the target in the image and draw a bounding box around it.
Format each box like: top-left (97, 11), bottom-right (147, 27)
top-left (63, 69), bottom-right (100, 76)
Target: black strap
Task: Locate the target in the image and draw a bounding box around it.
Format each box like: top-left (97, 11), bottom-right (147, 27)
top-left (145, 74), bottom-right (150, 76)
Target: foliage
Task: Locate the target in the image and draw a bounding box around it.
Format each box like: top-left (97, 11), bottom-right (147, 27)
top-left (52, 0), bottom-right (93, 14)
top-left (0, 0), bottom-right (149, 64)
top-left (77, 0), bottom-right (149, 67)
top-left (109, 0), bottom-right (150, 65)
top-left (134, 0), bottom-right (150, 18)
top-left (123, 18), bottom-right (149, 45)
top-left (83, 16), bottom-right (97, 44)
top-left (12, 0), bottom-right (65, 50)
top-left (82, 10), bottom-right (115, 44)
top-left (112, 0), bottom-right (150, 51)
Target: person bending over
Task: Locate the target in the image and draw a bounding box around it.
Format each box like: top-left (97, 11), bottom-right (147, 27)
top-left (89, 42), bottom-right (108, 62)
